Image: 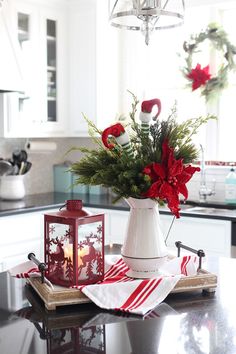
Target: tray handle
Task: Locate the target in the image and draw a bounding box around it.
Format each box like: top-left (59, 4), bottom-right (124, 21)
top-left (28, 252), bottom-right (46, 283)
top-left (175, 241), bottom-right (205, 270)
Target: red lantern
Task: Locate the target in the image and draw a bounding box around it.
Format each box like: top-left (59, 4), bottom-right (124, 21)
top-left (48, 324), bottom-right (106, 354)
top-left (44, 200), bottom-right (104, 287)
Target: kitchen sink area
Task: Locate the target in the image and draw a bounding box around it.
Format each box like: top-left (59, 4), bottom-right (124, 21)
top-left (156, 200), bottom-right (236, 221)
top-left (166, 201), bottom-right (236, 211)
top-left (184, 206), bottom-right (232, 214)
top-left (181, 204), bottom-right (234, 212)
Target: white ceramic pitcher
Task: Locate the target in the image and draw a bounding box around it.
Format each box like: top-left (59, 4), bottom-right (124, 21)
top-left (121, 197), bottom-right (168, 278)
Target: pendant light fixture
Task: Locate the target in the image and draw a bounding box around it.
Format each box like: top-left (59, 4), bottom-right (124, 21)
top-left (109, 0), bottom-right (185, 45)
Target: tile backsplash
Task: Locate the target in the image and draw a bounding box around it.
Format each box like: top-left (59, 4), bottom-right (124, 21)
top-left (0, 137), bottom-right (234, 204)
top-left (0, 137), bottom-right (96, 196)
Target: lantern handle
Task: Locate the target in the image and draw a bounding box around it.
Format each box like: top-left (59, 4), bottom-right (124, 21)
top-left (28, 252), bottom-right (46, 283)
top-left (32, 322), bottom-right (50, 340)
top-left (59, 203), bottom-right (66, 211)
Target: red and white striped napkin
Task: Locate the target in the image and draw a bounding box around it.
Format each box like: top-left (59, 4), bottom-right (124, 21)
top-left (9, 261), bottom-right (40, 278)
top-left (8, 260), bottom-right (54, 287)
top-left (74, 255), bottom-right (198, 316)
top-left (9, 254), bottom-right (198, 316)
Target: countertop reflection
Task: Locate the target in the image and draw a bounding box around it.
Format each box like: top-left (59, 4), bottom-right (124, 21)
top-left (0, 256), bottom-right (236, 353)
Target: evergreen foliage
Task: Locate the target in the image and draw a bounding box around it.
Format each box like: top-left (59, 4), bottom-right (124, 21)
top-left (70, 93), bottom-right (215, 202)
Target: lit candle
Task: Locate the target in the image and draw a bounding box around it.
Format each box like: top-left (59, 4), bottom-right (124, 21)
top-left (64, 244), bottom-right (87, 267)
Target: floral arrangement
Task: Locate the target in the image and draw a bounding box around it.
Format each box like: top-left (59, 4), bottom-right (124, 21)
top-left (181, 23), bottom-right (236, 101)
top-left (70, 93), bottom-right (214, 218)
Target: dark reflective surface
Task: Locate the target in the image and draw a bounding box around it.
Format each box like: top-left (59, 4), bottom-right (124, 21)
top-left (1, 257), bottom-right (236, 353)
top-left (0, 192), bottom-right (129, 216)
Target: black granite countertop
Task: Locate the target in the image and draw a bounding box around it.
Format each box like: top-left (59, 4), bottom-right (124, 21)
top-left (0, 192), bottom-right (129, 216)
top-left (0, 255), bottom-right (235, 354)
top-left (1, 192), bottom-right (236, 221)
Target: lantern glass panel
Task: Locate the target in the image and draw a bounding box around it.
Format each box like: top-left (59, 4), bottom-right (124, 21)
top-left (50, 328), bottom-right (73, 353)
top-left (78, 221), bottom-right (103, 282)
top-left (79, 325), bottom-right (105, 352)
top-left (46, 222), bottom-right (75, 284)
top-left (49, 325), bottom-right (105, 353)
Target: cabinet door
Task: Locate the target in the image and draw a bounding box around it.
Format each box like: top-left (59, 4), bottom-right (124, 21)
top-left (0, 210), bottom-right (44, 271)
top-left (37, 4), bottom-right (68, 136)
top-left (2, 0), bottom-right (68, 138)
top-left (160, 214), bottom-right (232, 257)
top-left (87, 207), bottom-right (129, 245)
top-left (108, 210), bottom-right (129, 245)
top-left (2, 1), bottom-right (42, 137)
top-left (0, 0), bottom-right (23, 93)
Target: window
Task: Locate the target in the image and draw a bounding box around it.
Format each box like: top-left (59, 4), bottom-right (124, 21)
top-left (115, 2), bottom-right (236, 162)
top-left (218, 7), bottom-right (236, 161)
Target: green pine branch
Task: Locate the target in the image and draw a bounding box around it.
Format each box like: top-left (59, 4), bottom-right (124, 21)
top-left (69, 93), bottom-right (216, 200)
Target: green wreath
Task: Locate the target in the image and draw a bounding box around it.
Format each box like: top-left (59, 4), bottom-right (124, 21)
top-left (181, 23), bottom-right (236, 101)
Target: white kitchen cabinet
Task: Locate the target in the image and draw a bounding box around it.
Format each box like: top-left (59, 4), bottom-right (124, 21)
top-left (160, 214), bottom-right (232, 257)
top-left (0, 210), bottom-right (45, 272)
top-left (0, 0), bottom-right (119, 137)
top-left (0, 206), bottom-right (232, 274)
top-left (0, 0), bottom-right (24, 92)
top-left (68, 0), bottom-right (119, 136)
top-left (0, 0), bottom-right (68, 138)
top-left (89, 207), bottom-right (232, 257)
top-left (88, 207), bottom-right (129, 245)
top-left (0, 319), bottom-right (36, 353)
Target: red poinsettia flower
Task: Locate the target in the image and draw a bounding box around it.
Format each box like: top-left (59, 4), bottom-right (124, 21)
top-left (187, 63), bottom-right (211, 91)
top-left (142, 140), bottom-right (200, 218)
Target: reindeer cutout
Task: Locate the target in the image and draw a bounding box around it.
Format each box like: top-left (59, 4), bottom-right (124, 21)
top-left (78, 241), bottom-right (97, 277)
top-left (49, 237), bottom-right (65, 264)
top-left (81, 326), bottom-right (100, 347)
top-left (47, 236), bottom-right (74, 282)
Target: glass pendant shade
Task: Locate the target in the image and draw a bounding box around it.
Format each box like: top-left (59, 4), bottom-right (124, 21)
top-left (109, 0), bottom-right (185, 45)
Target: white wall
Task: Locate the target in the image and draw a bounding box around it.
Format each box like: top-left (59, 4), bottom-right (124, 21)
top-left (187, 0), bottom-right (236, 7)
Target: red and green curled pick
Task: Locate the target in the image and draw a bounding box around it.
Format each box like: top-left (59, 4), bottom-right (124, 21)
top-left (102, 123), bottom-right (133, 157)
top-left (139, 98), bottom-right (162, 135)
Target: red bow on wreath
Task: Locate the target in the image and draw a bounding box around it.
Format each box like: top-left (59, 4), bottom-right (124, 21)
top-left (187, 63), bottom-right (211, 91)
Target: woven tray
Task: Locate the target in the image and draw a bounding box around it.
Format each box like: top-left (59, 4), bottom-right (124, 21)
top-left (26, 242), bottom-right (217, 311)
top-left (27, 278), bottom-right (89, 310)
top-left (27, 267), bottom-right (217, 311)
